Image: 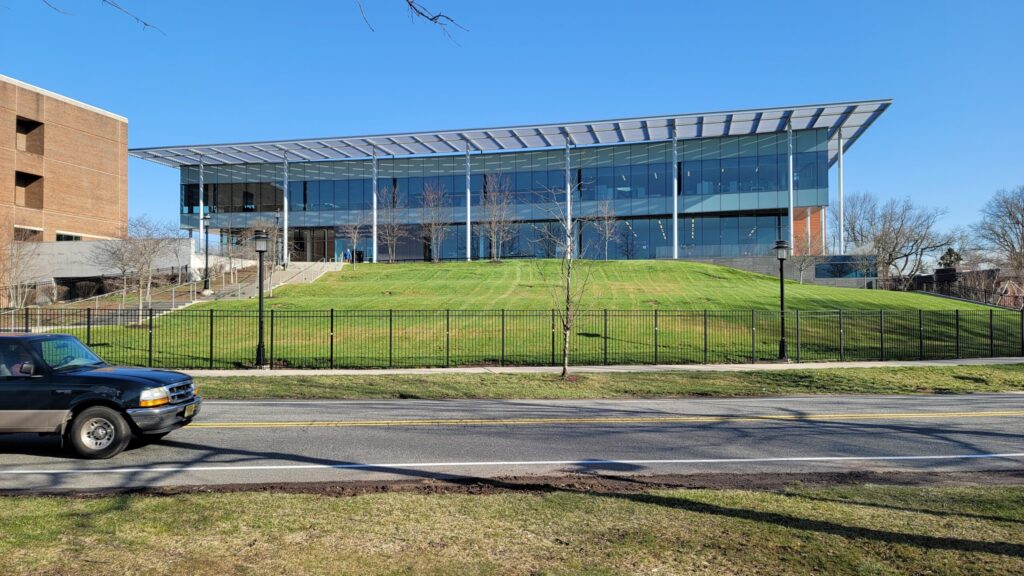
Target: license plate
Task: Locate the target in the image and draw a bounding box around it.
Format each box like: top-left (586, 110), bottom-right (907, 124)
top-left (183, 404), bottom-right (196, 419)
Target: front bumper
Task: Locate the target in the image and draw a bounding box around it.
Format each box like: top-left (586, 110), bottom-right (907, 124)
top-left (126, 396), bottom-right (202, 434)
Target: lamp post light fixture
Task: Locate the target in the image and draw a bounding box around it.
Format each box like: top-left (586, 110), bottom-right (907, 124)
top-left (253, 229), bottom-right (269, 367)
top-left (775, 238), bottom-right (789, 361)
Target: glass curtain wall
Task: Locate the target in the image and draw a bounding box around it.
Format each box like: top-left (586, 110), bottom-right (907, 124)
top-left (181, 129), bottom-right (827, 261)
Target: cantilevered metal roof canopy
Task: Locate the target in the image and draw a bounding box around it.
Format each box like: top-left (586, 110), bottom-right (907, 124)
top-left (129, 99), bottom-right (890, 169)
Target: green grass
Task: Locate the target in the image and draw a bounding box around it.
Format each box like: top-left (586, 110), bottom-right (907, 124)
top-left (2, 485), bottom-right (1022, 574)
top-left (53, 260), bottom-right (1006, 369)
top-left (194, 364), bottom-right (1024, 400)
top-left (201, 259), bottom-right (990, 311)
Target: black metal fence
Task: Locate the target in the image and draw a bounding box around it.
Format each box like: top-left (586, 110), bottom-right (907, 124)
top-left (2, 307), bottom-right (1022, 369)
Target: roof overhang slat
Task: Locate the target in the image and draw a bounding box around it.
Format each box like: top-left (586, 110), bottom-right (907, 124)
top-left (129, 99), bottom-right (891, 168)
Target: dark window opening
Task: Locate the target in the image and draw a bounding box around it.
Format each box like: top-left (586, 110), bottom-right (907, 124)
top-left (15, 117), bottom-right (44, 155)
top-left (13, 227), bottom-right (42, 242)
top-left (15, 171), bottom-right (44, 209)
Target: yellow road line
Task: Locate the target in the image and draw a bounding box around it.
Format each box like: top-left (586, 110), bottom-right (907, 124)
top-left (189, 410), bottom-right (1024, 429)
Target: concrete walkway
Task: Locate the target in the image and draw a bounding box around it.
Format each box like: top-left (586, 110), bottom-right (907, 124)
top-left (184, 356), bottom-right (1024, 378)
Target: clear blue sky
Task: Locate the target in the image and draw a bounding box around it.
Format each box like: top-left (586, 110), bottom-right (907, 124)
top-left (2, 0), bottom-right (1021, 232)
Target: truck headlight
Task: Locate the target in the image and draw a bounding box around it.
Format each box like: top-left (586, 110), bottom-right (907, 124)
top-left (139, 387), bottom-right (170, 408)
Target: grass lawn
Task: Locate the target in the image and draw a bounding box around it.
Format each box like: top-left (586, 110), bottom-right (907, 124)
top-left (50, 260), bottom-right (1010, 369)
top-left (194, 364), bottom-right (1024, 400)
top-left (2, 485), bottom-right (1022, 575)
top-left (201, 259), bottom-right (990, 311)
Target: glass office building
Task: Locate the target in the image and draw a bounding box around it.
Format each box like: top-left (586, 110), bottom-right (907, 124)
top-left (130, 100), bottom-right (890, 263)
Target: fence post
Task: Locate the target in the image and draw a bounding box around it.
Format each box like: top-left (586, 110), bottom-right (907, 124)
top-left (703, 310), bottom-right (709, 365)
top-left (86, 308), bottom-right (92, 346)
top-left (879, 310), bottom-right (885, 361)
top-left (653, 309), bottom-right (659, 365)
top-left (388, 309), bottom-right (394, 368)
top-left (551, 309), bottom-right (556, 366)
top-left (839, 310), bottom-right (845, 362)
top-left (445, 309), bottom-right (450, 368)
top-left (147, 308), bottom-right (154, 368)
top-left (795, 310), bottom-right (801, 363)
top-left (603, 309), bottom-right (609, 365)
top-left (751, 310), bottom-right (756, 364)
top-left (209, 309), bottom-right (214, 369)
top-left (500, 309), bottom-right (506, 366)
top-left (23, 308), bottom-right (29, 333)
top-left (955, 310), bottom-right (961, 359)
top-left (330, 308), bottom-right (335, 369)
top-left (269, 309), bottom-right (274, 370)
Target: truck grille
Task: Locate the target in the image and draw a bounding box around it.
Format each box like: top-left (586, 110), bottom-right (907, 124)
top-left (168, 381), bottom-right (195, 404)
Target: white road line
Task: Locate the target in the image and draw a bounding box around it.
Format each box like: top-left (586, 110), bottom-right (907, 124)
top-left (2, 453), bottom-right (1023, 476)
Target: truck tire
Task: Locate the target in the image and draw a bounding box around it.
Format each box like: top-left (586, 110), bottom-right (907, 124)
top-left (68, 406), bottom-right (131, 459)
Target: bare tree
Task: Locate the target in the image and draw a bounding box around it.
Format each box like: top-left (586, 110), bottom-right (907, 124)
top-left (126, 216), bottom-right (179, 310)
top-left (89, 225), bottom-right (134, 309)
top-left (377, 184), bottom-right (408, 263)
top-left (842, 192), bottom-right (953, 289)
top-left (480, 174), bottom-right (517, 261)
top-left (589, 200), bottom-right (619, 260)
top-left (339, 212), bottom-right (370, 268)
top-left (421, 182), bottom-right (450, 263)
top-left (974, 185), bottom-right (1024, 277)
top-left (0, 217), bottom-right (41, 308)
top-left (532, 184), bottom-right (592, 379)
top-left (619, 221), bottom-right (638, 260)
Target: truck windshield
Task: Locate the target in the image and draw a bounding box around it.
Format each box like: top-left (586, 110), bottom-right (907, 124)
top-left (30, 337), bottom-right (105, 371)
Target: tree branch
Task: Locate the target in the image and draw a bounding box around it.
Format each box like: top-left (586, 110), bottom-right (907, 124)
top-left (41, 0), bottom-right (163, 34)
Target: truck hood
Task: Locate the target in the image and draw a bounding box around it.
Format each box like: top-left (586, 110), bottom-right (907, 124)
top-left (70, 366), bottom-right (191, 388)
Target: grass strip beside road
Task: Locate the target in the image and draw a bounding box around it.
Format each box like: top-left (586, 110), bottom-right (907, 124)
top-left (194, 363), bottom-right (1024, 400)
top-left (2, 485), bottom-right (1022, 575)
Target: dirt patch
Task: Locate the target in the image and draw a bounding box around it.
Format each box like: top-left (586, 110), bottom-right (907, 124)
top-left (16, 469), bottom-right (1024, 499)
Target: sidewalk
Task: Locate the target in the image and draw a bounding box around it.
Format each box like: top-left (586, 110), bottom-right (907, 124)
top-left (184, 356), bottom-right (1024, 378)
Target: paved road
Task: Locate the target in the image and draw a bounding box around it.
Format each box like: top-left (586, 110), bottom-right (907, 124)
top-left (1, 393), bottom-right (1022, 493)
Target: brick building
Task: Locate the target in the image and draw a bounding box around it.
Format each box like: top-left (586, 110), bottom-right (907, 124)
top-left (0, 74), bottom-right (128, 243)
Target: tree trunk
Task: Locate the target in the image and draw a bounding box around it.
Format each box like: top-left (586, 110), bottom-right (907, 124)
top-left (561, 258), bottom-right (573, 379)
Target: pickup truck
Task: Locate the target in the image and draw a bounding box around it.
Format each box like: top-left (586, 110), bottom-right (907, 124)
top-left (0, 333), bottom-right (201, 459)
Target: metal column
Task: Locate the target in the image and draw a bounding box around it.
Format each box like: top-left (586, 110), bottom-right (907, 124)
top-left (671, 119), bottom-right (679, 259)
top-left (282, 152), bottom-right (289, 267)
top-left (465, 140), bottom-right (471, 262)
top-left (371, 147), bottom-right (378, 263)
top-left (837, 129), bottom-right (845, 254)
top-left (565, 138), bottom-right (572, 261)
top-left (787, 120), bottom-right (795, 249)
top-left (198, 156), bottom-right (204, 256)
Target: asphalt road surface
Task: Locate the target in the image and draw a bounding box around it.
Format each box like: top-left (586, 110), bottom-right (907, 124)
top-left (1, 393), bottom-right (1022, 493)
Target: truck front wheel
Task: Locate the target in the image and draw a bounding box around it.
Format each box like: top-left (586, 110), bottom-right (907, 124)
top-left (68, 407), bottom-right (131, 459)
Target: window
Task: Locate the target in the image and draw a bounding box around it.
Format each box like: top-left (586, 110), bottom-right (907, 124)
top-left (0, 343), bottom-right (34, 377)
top-left (16, 117), bottom-right (44, 155)
top-left (56, 233), bottom-right (82, 241)
top-left (15, 171), bottom-right (43, 209)
top-left (14, 227), bottom-right (42, 242)
top-left (30, 337), bottom-right (104, 371)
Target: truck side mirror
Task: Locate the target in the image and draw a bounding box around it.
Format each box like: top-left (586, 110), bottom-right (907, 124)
top-left (19, 362), bottom-right (34, 376)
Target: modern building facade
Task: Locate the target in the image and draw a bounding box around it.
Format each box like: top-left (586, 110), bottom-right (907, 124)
top-left (130, 100), bottom-right (889, 263)
top-left (0, 74), bottom-right (128, 242)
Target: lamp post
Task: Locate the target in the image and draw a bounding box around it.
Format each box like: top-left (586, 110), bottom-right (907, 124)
top-left (775, 238), bottom-right (789, 361)
top-left (201, 212), bottom-right (211, 293)
top-left (253, 229), bottom-right (269, 367)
